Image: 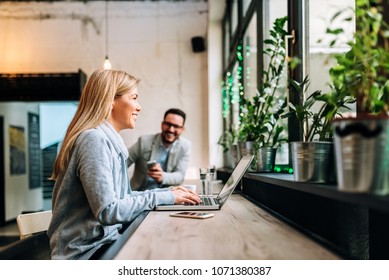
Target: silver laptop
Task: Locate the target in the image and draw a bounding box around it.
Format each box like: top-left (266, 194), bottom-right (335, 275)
top-left (155, 155), bottom-right (254, 211)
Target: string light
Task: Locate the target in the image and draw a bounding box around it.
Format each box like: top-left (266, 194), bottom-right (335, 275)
top-left (221, 44), bottom-right (245, 120)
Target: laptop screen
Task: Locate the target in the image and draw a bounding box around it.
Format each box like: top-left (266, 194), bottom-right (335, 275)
top-left (217, 155), bottom-right (254, 205)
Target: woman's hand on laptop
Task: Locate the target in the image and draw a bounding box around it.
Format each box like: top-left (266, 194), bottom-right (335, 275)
top-left (170, 186), bottom-right (201, 205)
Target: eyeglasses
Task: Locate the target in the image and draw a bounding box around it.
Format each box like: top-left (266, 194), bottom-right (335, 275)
top-left (163, 121), bottom-right (183, 129)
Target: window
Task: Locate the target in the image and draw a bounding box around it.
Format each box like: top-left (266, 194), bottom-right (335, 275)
top-left (263, 0), bottom-right (289, 165)
top-left (243, 12), bottom-right (257, 100)
top-left (231, 0), bottom-right (239, 38)
top-left (306, 0), bottom-right (356, 115)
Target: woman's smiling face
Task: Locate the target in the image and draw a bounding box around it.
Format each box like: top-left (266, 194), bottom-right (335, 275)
top-left (108, 88), bottom-right (141, 132)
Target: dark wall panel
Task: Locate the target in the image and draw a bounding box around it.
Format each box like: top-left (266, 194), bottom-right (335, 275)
top-left (0, 70), bottom-right (86, 102)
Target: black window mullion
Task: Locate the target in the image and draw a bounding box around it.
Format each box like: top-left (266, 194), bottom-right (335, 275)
top-left (287, 0), bottom-right (304, 142)
top-left (256, 0), bottom-right (264, 89)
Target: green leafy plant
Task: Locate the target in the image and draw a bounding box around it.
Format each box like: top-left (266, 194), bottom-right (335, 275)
top-left (324, 0), bottom-right (389, 115)
top-left (217, 127), bottom-right (238, 153)
top-left (237, 16), bottom-right (289, 148)
top-left (283, 76), bottom-right (355, 141)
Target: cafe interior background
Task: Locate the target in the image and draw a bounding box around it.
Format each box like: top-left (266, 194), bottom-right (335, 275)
top-left (0, 0), bottom-right (368, 229)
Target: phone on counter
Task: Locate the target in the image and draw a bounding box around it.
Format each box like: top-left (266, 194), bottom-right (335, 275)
top-left (147, 160), bottom-right (157, 169)
top-left (169, 212), bottom-right (215, 219)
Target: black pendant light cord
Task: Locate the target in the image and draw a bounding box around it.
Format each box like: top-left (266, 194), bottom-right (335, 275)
top-left (105, 0), bottom-right (109, 60)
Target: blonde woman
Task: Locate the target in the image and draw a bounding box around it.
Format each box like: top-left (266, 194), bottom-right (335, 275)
top-left (48, 69), bottom-right (200, 260)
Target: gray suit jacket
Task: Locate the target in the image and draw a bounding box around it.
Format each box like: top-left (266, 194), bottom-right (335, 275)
top-left (127, 133), bottom-right (191, 190)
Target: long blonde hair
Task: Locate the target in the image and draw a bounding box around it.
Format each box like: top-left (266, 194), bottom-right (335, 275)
top-left (50, 69), bottom-right (140, 180)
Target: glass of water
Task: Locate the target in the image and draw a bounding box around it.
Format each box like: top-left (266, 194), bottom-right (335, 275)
top-left (208, 165), bottom-right (216, 181)
top-left (199, 168), bottom-right (208, 195)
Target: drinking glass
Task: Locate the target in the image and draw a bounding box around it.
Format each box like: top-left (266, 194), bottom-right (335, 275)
top-left (208, 165), bottom-right (216, 181)
top-left (199, 168), bottom-right (208, 195)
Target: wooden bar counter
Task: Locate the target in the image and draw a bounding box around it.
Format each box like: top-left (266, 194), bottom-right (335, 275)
top-left (113, 192), bottom-right (340, 260)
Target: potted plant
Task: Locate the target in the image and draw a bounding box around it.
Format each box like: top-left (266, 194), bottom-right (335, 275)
top-left (325, 0), bottom-right (389, 194)
top-left (237, 16), bottom-right (289, 172)
top-left (283, 76), bottom-right (354, 182)
top-left (217, 127), bottom-right (239, 169)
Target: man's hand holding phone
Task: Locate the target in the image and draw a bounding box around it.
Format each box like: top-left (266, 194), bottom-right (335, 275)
top-left (147, 160), bottom-right (157, 169)
top-left (147, 160), bottom-right (163, 183)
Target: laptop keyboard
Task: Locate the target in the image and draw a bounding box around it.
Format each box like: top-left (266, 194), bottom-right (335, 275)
top-left (200, 196), bottom-right (213, 206)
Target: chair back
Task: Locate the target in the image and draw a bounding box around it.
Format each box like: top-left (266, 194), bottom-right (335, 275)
top-left (16, 210), bottom-right (52, 239)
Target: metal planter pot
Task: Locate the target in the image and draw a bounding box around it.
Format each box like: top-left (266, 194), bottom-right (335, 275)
top-left (333, 117), bottom-right (389, 195)
top-left (238, 141), bottom-right (255, 157)
top-left (238, 141), bottom-right (257, 172)
top-left (290, 141), bottom-right (336, 183)
top-left (257, 147), bottom-right (277, 172)
top-left (224, 144), bottom-right (239, 169)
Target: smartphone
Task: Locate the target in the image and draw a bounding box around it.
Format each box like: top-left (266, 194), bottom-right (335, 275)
top-left (147, 160), bottom-right (157, 169)
top-left (169, 212), bottom-right (214, 219)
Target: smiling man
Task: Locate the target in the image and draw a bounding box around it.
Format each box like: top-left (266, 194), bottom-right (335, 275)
top-left (127, 108), bottom-right (192, 191)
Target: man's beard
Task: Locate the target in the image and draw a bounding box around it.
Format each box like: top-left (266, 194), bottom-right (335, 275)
top-left (162, 131), bottom-right (176, 145)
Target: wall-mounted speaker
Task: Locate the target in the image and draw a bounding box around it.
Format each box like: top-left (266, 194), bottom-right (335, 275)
top-left (191, 36), bottom-right (205, 53)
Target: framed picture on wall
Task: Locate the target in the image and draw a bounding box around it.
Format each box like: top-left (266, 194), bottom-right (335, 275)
top-left (9, 125), bottom-right (26, 175)
top-left (28, 112), bottom-right (41, 189)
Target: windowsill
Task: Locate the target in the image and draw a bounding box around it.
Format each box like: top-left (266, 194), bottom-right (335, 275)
top-left (218, 168), bottom-right (389, 214)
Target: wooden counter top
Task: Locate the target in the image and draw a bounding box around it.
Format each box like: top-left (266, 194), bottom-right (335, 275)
top-left (114, 193), bottom-right (340, 260)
